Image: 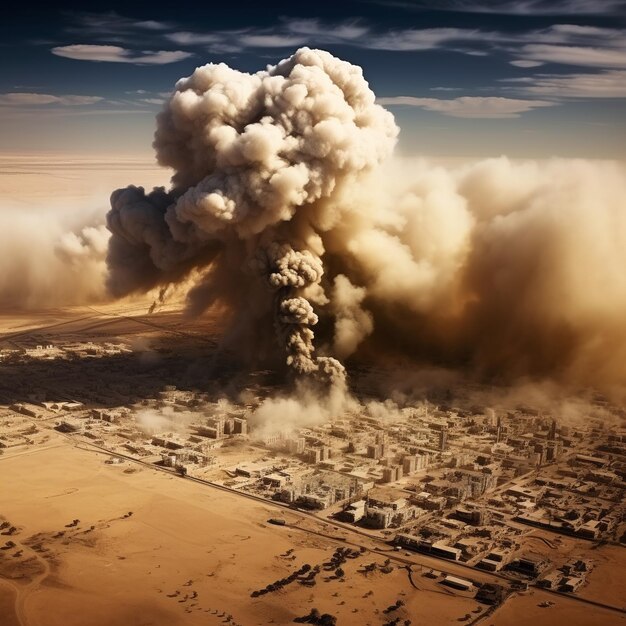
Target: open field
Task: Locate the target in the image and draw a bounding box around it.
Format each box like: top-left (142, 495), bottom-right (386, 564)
top-left (1, 436), bottom-right (624, 625)
top-left (0, 154), bottom-right (168, 209)
top-left (520, 530), bottom-right (626, 609)
top-left (2, 441), bottom-right (490, 626)
top-left (487, 588), bottom-right (626, 626)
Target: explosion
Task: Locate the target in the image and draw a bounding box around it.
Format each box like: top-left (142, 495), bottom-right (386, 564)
top-left (107, 48), bottom-right (397, 389)
top-left (100, 47), bottom-right (626, 395)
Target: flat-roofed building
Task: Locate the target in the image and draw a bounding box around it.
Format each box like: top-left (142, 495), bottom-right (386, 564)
top-left (441, 575), bottom-right (473, 590)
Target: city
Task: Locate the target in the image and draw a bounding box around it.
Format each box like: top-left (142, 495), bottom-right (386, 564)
top-left (1, 305), bottom-right (624, 625)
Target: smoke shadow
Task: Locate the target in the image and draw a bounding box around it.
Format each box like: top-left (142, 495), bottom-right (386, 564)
top-left (0, 340), bottom-right (284, 409)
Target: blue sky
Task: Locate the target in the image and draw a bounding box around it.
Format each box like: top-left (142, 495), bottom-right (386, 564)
top-left (1, 0), bottom-right (625, 157)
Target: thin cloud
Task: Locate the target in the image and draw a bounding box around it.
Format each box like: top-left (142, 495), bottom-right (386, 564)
top-left (166, 19), bottom-right (370, 50)
top-left (166, 31), bottom-right (228, 46)
top-left (376, 95), bottom-right (556, 118)
top-left (134, 20), bottom-right (172, 31)
top-left (240, 34), bottom-right (306, 48)
top-left (0, 92), bottom-right (102, 106)
top-left (367, 27), bottom-right (485, 51)
top-left (54, 13), bottom-right (626, 81)
top-left (51, 44), bottom-right (192, 65)
top-left (166, 22), bottom-right (488, 53)
top-left (504, 70), bottom-right (626, 98)
top-left (162, 19), bottom-right (626, 72)
top-left (286, 19), bottom-right (369, 40)
top-left (65, 11), bottom-right (173, 35)
top-left (510, 59), bottom-right (545, 68)
top-left (517, 44), bottom-right (626, 68)
top-left (368, 0), bottom-right (626, 15)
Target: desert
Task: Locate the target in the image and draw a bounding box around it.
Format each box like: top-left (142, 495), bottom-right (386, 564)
top-left (2, 3), bottom-right (626, 625)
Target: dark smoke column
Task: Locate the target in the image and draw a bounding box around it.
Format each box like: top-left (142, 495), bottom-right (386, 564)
top-left (106, 48), bottom-right (398, 388)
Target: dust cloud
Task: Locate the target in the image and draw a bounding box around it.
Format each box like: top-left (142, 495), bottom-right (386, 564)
top-left (3, 48), bottom-right (625, 412)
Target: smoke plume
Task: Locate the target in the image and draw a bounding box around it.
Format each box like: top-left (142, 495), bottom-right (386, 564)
top-left (0, 206), bottom-right (108, 308)
top-left (107, 47), bottom-right (397, 390)
top-left (105, 48), bottom-right (626, 396)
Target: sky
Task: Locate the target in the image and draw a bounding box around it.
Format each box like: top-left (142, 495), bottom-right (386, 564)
top-left (1, 0), bottom-right (625, 158)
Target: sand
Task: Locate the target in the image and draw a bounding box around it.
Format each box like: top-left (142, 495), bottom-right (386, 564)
top-left (4, 438), bottom-right (622, 625)
top-left (1, 440), bottom-right (493, 626)
top-left (487, 588), bottom-right (626, 626)
top-left (576, 544), bottom-right (626, 608)
top-left (0, 583), bottom-right (20, 626)
top-left (0, 154), bottom-right (169, 209)
top-left (515, 530), bottom-right (626, 610)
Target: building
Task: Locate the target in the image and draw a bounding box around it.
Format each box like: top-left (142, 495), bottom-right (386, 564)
top-left (574, 454), bottom-right (608, 468)
top-left (367, 431), bottom-right (388, 459)
top-left (364, 507), bottom-right (394, 529)
top-left (537, 571), bottom-right (561, 589)
top-left (453, 507), bottom-right (487, 526)
top-left (560, 576), bottom-right (584, 592)
top-left (441, 575), bottom-right (473, 591)
top-left (368, 490), bottom-right (407, 511)
top-left (339, 499), bottom-right (366, 523)
top-left (235, 461), bottom-right (275, 478)
top-left (375, 430), bottom-right (388, 455)
top-left (381, 465), bottom-right (403, 483)
top-left (151, 435), bottom-right (185, 450)
top-left (263, 473), bottom-right (288, 488)
top-left (577, 520), bottom-right (602, 539)
top-left (304, 448), bottom-right (323, 464)
top-left (367, 443), bottom-right (383, 459)
top-left (507, 556), bottom-right (547, 577)
top-left (55, 421), bottom-right (81, 433)
top-left (364, 489), bottom-right (414, 529)
top-left (297, 493), bottom-right (331, 509)
top-left (233, 418), bottom-right (248, 435)
top-left (549, 419), bottom-right (557, 441)
top-left (402, 453), bottom-right (428, 475)
top-left (476, 584), bottom-right (505, 605)
top-left (431, 541), bottom-right (462, 561)
top-left (477, 551), bottom-right (507, 572)
top-left (285, 437), bottom-right (305, 455)
top-left (546, 439), bottom-right (563, 461)
top-left (395, 534), bottom-right (461, 560)
top-left (439, 427), bottom-right (448, 452)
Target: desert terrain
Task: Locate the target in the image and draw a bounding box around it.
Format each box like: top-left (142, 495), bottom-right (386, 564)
top-left (1, 305), bottom-right (625, 626)
top-left (2, 431), bottom-right (623, 626)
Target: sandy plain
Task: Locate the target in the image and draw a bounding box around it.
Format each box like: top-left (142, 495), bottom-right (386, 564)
top-left (0, 153), bottom-right (168, 209)
top-left (486, 590), bottom-right (625, 626)
top-left (1, 440), bottom-right (493, 626)
top-left (2, 434), bottom-right (624, 626)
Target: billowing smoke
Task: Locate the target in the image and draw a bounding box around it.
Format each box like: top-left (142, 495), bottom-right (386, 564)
top-left (107, 47), bottom-right (397, 391)
top-left (105, 48), bottom-right (626, 398)
top-left (334, 155), bottom-right (626, 393)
